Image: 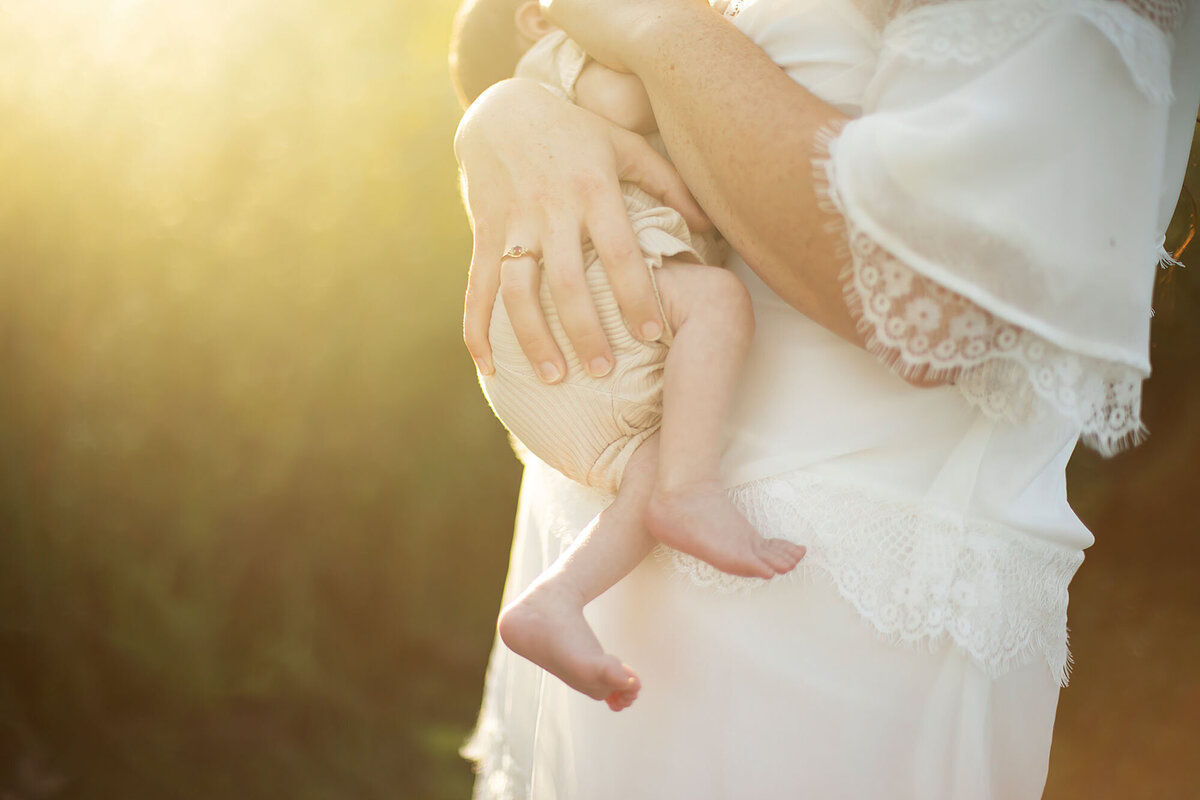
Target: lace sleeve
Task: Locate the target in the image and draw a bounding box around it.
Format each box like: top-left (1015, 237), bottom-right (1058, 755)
top-left (816, 0), bottom-right (1194, 455)
top-left (826, 185), bottom-right (1148, 453)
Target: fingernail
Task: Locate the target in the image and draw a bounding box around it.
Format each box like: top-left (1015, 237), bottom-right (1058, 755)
top-left (588, 357), bottom-right (612, 378)
top-left (474, 357), bottom-right (493, 376)
top-left (538, 362), bottom-right (562, 383)
top-left (641, 321), bottom-right (662, 341)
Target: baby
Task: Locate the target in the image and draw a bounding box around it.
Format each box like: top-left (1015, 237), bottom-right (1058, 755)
top-left (451, 0), bottom-right (806, 711)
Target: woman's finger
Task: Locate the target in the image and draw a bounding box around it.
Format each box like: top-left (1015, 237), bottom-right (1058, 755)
top-left (542, 214), bottom-right (613, 378)
top-left (499, 243), bottom-right (566, 383)
top-left (464, 216), bottom-right (504, 375)
top-left (585, 198), bottom-right (663, 342)
top-left (615, 130), bottom-right (712, 233)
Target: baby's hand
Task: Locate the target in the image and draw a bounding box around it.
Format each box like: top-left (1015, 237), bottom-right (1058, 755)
top-left (574, 62), bottom-right (658, 135)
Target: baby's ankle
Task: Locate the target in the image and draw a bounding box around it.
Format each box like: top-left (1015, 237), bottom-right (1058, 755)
top-left (527, 572), bottom-right (589, 609)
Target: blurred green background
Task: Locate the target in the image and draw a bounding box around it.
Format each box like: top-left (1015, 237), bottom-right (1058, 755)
top-left (0, 1), bottom-right (1195, 798)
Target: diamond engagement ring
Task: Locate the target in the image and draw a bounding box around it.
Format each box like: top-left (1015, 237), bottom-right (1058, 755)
top-left (501, 245), bottom-right (537, 262)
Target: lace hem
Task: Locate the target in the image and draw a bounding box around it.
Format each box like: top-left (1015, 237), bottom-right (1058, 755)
top-left (813, 125), bottom-right (1149, 456)
top-left (658, 469), bottom-right (1083, 686)
top-left (884, 0), bottom-right (1177, 102)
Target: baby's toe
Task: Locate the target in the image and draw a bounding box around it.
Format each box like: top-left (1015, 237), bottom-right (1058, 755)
top-left (762, 539), bottom-right (805, 574)
top-left (605, 686), bottom-right (639, 711)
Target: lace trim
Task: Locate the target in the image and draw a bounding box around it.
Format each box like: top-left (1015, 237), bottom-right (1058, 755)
top-left (812, 125), bottom-right (1149, 455)
top-left (882, 0), bottom-right (1176, 102)
top-left (658, 469), bottom-right (1083, 686)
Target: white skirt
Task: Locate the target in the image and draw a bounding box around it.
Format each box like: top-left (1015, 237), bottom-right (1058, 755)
top-left (464, 458), bottom-right (1062, 800)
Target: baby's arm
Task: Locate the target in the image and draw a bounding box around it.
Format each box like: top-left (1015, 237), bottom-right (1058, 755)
top-left (573, 61), bottom-right (658, 135)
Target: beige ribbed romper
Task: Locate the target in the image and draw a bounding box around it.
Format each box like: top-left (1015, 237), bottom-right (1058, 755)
top-left (479, 31), bottom-right (726, 495)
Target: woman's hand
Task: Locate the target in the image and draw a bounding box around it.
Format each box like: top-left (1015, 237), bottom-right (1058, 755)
top-left (455, 77), bottom-right (710, 381)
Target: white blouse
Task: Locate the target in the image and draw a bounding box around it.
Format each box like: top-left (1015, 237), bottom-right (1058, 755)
top-left (644, 0), bottom-right (1200, 684)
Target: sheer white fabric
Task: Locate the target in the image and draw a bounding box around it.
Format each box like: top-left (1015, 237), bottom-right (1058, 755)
top-left (465, 0), bottom-right (1200, 797)
top-left (662, 468), bottom-right (1082, 683)
top-left (821, 183), bottom-right (1153, 453)
top-left (466, 459), bottom-right (1065, 800)
top-left (882, 0), bottom-right (1181, 96)
top-left (742, 0), bottom-right (1187, 35)
top-left (818, 0), bottom-right (1186, 454)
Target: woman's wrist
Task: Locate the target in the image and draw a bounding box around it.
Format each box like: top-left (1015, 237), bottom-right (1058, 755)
top-left (539, 0), bottom-right (714, 73)
top-left (620, 2), bottom-right (719, 75)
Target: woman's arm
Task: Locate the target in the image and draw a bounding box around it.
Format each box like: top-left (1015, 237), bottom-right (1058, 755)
top-left (572, 0), bottom-right (1193, 453)
top-left (551, 0), bottom-right (863, 343)
top-left (455, 0), bottom-right (943, 385)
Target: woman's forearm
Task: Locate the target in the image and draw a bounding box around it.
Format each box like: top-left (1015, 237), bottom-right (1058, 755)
top-left (623, 6), bottom-right (860, 344)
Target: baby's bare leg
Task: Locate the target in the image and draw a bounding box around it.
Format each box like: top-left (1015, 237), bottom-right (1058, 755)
top-left (645, 260), bottom-right (806, 578)
top-left (498, 436), bottom-right (661, 711)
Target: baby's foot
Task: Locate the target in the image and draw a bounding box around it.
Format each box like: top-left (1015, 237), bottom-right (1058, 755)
top-left (646, 480), bottom-right (806, 579)
top-left (498, 579), bottom-right (641, 711)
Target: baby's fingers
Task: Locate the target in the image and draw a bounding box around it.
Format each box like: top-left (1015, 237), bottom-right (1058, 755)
top-left (615, 130), bottom-right (711, 233)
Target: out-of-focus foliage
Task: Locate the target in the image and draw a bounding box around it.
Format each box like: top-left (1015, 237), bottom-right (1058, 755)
top-left (0, 1), bottom-right (1197, 798)
top-left (0, 1), bottom-right (519, 798)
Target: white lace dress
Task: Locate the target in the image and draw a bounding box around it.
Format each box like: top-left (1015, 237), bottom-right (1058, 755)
top-left (464, 1), bottom-right (1200, 797)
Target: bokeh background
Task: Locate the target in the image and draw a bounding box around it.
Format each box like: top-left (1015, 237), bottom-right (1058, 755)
top-left (0, 1), bottom-right (1196, 798)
